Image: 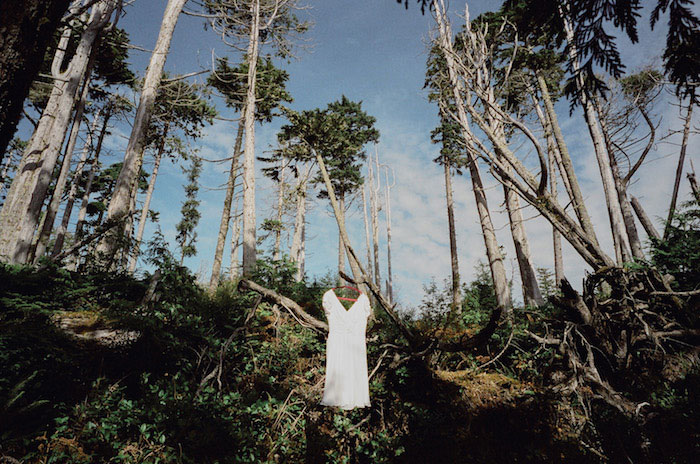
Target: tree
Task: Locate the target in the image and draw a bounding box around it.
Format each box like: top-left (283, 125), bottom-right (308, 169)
top-left (429, 5), bottom-right (513, 315)
top-left (128, 77), bottom-right (215, 273)
top-left (0, 0), bottom-right (119, 264)
top-left (0, 0), bottom-right (73, 163)
top-left (277, 97), bottom-right (379, 283)
top-left (31, 24), bottom-right (135, 263)
top-left (431, 0), bottom-right (615, 273)
top-left (425, 100), bottom-right (463, 315)
top-left (206, 55), bottom-right (292, 290)
top-left (95, 0), bottom-right (189, 268)
top-left (206, 0), bottom-right (308, 275)
top-left (175, 156), bottom-right (203, 264)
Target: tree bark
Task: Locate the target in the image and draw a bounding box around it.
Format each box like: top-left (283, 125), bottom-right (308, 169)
top-left (273, 161), bottom-right (286, 261)
top-left (362, 181), bottom-right (373, 283)
top-left (119, 160), bottom-right (142, 269)
top-left (128, 128), bottom-right (168, 274)
top-left (631, 196), bottom-right (661, 241)
top-left (664, 101), bottom-right (693, 239)
top-left (384, 165), bottom-right (394, 303)
top-left (74, 105), bottom-right (111, 243)
top-left (337, 195), bottom-right (346, 280)
top-left (433, 0), bottom-right (512, 315)
top-left (290, 164), bottom-right (310, 282)
top-left (504, 182), bottom-right (544, 306)
top-left (0, 0), bottom-right (73, 163)
top-left (95, 0), bottom-right (187, 266)
top-left (229, 199), bottom-right (241, 281)
top-left (547, 129), bottom-right (564, 283)
top-left (210, 121), bottom-right (244, 291)
top-left (313, 148), bottom-right (365, 294)
top-left (241, 0), bottom-right (261, 276)
top-left (239, 278), bottom-right (328, 331)
top-left (600, 113), bottom-right (644, 260)
top-left (443, 160), bottom-right (461, 314)
top-left (33, 51), bottom-right (96, 263)
top-left (370, 147), bottom-right (381, 290)
top-left (0, 0), bottom-right (115, 264)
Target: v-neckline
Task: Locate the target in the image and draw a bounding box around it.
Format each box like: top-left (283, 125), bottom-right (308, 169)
top-left (331, 289), bottom-right (362, 313)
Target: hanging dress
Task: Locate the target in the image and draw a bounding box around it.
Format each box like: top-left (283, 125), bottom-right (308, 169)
top-left (320, 289), bottom-right (371, 410)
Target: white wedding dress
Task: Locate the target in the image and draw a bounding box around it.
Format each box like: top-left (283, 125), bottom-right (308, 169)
top-left (320, 289), bottom-right (371, 410)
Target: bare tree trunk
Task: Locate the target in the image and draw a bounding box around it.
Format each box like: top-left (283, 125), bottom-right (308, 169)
top-left (127, 130), bottom-right (168, 274)
top-left (504, 183), bottom-right (544, 306)
top-left (337, 195), bottom-right (346, 280)
top-left (601, 115), bottom-right (644, 260)
top-left (561, 9), bottom-right (631, 263)
top-left (547, 130), bottom-right (564, 283)
top-left (229, 199), bottom-right (241, 281)
top-left (52, 107), bottom-right (102, 258)
top-left (0, 0), bottom-right (73, 163)
top-left (33, 53), bottom-right (96, 263)
top-left (664, 101), bottom-right (693, 239)
top-left (443, 160), bottom-right (461, 313)
top-left (273, 161), bottom-right (286, 261)
top-left (210, 122), bottom-right (244, 291)
top-left (433, 0), bottom-right (512, 314)
top-left (0, 0), bottom-right (116, 264)
top-left (241, 0), bottom-right (261, 276)
top-left (299, 216), bottom-right (306, 279)
top-left (371, 146), bottom-right (381, 290)
top-left (290, 164), bottom-right (310, 282)
top-left (534, 73), bottom-right (598, 244)
top-left (95, 0), bottom-right (187, 266)
top-left (631, 196), bottom-right (661, 241)
top-left (384, 165), bottom-right (394, 303)
top-left (362, 181), bottom-right (373, 283)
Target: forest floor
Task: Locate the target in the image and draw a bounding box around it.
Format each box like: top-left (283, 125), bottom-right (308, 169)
top-left (1, 260), bottom-right (698, 463)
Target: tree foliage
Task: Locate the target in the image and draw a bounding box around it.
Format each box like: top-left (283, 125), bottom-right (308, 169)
top-left (276, 96), bottom-right (379, 199)
top-left (207, 55), bottom-right (292, 122)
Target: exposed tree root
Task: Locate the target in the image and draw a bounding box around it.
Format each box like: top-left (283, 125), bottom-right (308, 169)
top-left (530, 267), bottom-right (699, 418)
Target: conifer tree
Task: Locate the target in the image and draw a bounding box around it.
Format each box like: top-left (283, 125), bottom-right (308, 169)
top-left (206, 56), bottom-right (291, 290)
top-left (175, 156), bottom-right (203, 265)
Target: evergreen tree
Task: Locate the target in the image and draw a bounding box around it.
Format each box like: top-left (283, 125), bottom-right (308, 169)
top-left (175, 156), bottom-right (203, 264)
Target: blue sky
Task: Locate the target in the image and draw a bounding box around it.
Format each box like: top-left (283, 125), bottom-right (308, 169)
top-left (18, 0), bottom-right (698, 312)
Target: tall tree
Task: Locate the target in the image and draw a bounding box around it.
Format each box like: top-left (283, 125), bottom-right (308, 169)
top-left (664, 99), bottom-right (694, 239)
top-left (206, 56), bottom-right (292, 290)
top-left (432, 0), bottom-right (615, 272)
top-left (95, 0), bottom-right (188, 267)
top-left (206, 0), bottom-right (308, 275)
top-left (0, 0), bottom-right (73, 163)
top-left (32, 24), bottom-right (135, 263)
top-left (383, 165), bottom-right (395, 303)
top-left (427, 111), bottom-right (463, 315)
top-left (426, 27), bottom-right (512, 315)
top-left (128, 77), bottom-right (215, 273)
top-left (0, 0), bottom-right (119, 264)
top-left (289, 163), bottom-right (312, 281)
